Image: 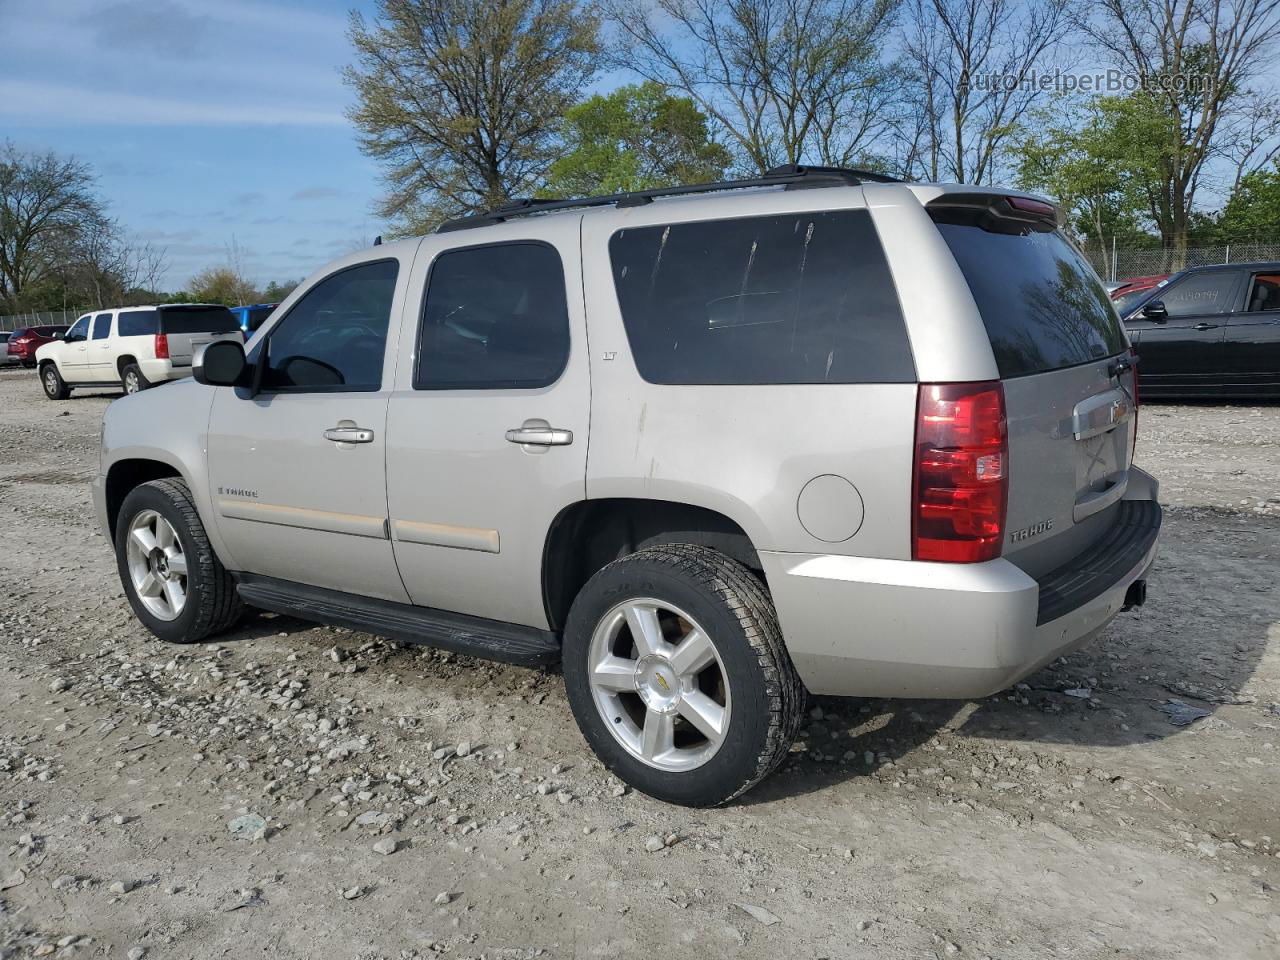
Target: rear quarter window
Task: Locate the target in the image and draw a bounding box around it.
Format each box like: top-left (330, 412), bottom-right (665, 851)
top-left (118, 311), bottom-right (159, 336)
top-left (609, 209), bottom-right (914, 385)
top-left (931, 205), bottom-right (1126, 377)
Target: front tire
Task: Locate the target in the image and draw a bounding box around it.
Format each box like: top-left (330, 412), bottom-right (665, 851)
top-left (41, 363), bottom-right (70, 400)
top-left (562, 544), bottom-right (804, 806)
top-left (121, 362), bottom-right (149, 395)
top-left (115, 478), bottom-right (243, 644)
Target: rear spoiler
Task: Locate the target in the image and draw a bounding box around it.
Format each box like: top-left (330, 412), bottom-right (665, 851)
top-left (926, 192), bottom-right (1062, 232)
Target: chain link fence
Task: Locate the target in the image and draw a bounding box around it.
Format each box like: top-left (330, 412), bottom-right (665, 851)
top-left (1082, 243), bottom-right (1280, 282)
top-left (0, 309), bottom-right (87, 333)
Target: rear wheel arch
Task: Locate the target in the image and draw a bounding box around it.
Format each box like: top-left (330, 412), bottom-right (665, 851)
top-left (116, 355), bottom-right (138, 378)
top-left (541, 498), bottom-right (765, 632)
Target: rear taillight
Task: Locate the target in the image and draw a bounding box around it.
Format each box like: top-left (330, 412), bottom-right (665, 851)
top-left (912, 381), bottom-right (1009, 563)
top-left (154, 333), bottom-right (169, 359)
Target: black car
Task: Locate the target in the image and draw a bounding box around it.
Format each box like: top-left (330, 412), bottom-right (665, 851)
top-left (1122, 262), bottom-right (1280, 398)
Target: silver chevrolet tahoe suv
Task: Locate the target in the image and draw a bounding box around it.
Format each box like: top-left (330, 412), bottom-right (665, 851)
top-left (93, 166), bottom-right (1161, 806)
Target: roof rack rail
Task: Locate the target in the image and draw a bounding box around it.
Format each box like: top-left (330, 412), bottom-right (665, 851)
top-left (436, 164), bottom-right (902, 233)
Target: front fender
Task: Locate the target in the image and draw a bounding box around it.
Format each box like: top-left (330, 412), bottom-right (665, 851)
top-left (100, 380), bottom-right (238, 569)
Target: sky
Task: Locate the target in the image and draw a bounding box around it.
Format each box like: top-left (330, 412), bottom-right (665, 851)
top-left (0, 0), bottom-right (385, 291)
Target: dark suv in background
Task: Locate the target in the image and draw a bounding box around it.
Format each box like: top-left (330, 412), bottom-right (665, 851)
top-left (1122, 262), bottom-right (1280, 398)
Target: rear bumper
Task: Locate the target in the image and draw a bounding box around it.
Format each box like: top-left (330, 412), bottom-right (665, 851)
top-left (762, 468), bottom-right (1162, 699)
top-left (137, 358), bottom-right (183, 382)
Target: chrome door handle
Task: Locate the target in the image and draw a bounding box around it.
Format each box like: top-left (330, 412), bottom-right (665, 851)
top-left (505, 423), bottom-right (573, 446)
top-left (324, 426), bottom-right (374, 443)
top-left (1193, 322), bottom-right (1217, 330)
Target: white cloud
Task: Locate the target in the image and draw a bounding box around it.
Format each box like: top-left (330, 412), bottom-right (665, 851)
top-left (0, 81), bottom-right (347, 127)
top-left (0, 0), bottom-right (353, 128)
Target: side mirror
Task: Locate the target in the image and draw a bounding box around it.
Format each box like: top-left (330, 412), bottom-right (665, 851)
top-left (1141, 300), bottom-right (1168, 322)
top-left (193, 339), bottom-right (248, 387)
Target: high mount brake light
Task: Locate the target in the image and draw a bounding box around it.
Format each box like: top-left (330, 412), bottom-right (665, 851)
top-left (1007, 196), bottom-right (1056, 218)
top-left (913, 382), bottom-right (1009, 563)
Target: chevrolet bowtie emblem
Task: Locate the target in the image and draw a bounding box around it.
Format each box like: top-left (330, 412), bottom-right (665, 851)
top-left (655, 675), bottom-right (670, 691)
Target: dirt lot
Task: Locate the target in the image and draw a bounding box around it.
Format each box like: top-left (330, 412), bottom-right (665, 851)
top-left (0, 367), bottom-right (1277, 960)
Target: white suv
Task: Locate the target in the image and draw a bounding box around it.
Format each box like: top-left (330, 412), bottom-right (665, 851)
top-left (36, 304), bottom-right (242, 399)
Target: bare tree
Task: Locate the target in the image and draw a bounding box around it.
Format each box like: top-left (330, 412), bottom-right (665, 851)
top-left (59, 218), bottom-right (170, 309)
top-left (0, 142), bottom-right (105, 310)
top-left (895, 0), bottom-right (1071, 184)
top-left (1076, 0), bottom-right (1280, 260)
top-left (1215, 93), bottom-right (1280, 195)
top-left (345, 0), bottom-right (603, 232)
top-left (604, 0), bottom-right (901, 174)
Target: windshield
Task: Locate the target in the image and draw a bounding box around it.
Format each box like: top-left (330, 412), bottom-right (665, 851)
top-left (932, 206), bottom-right (1127, 377)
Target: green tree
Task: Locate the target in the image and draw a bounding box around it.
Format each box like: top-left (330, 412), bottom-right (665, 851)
top-left (1016, 97), bottom-right (1164, 274)
top-left (188, 266), bottom-right (258, 307)
top-left (1077, 0), bottom-right (1280, 263)
top-left (262, 279), bottom-right (297, 302)
top-left (1213, 166), bottom-right (1280, 244)
top-left (541, 83), bottom-right (730, 197)
top-left (346, 0), bottom-right (602, 233)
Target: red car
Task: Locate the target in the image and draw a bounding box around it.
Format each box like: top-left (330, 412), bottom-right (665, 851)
top-left (6, 325), bottom-right (69, 367)
top-left (1110, 275), bottom-right (1169, 316)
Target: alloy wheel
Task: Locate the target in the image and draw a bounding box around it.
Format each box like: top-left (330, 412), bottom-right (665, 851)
top-left (125, 509), bottom-right (188, 621)
top-left (587, 598), bottom-right (730, 772)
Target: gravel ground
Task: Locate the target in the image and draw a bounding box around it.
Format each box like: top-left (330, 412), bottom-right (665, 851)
top-left (1, 367), bottom-right (1278, 960)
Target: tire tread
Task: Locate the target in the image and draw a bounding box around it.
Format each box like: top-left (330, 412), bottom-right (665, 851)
top-left (129, 478), bottom-right (242, 642)
top-left (575, 543), bottom-right (805, 805)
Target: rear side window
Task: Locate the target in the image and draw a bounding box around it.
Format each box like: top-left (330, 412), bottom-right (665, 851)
top-left (91, 313), bottom-right (112, 339)
top-left (609, 210), bottom-right (913, 385)
top-left (415, 242), bottom-right (570, 390)
top-left (1159, 271), bottom-right (1239, 317)
top-left (931, 206), bottom-right (1126, 377)
top-left (118, 310), bottom-right (159, 336)
top-left (159, 306), bottom-right (239, 334)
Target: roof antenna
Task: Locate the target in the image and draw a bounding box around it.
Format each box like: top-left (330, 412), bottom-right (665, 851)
top-left (373, 235), bottom-right (382, 246)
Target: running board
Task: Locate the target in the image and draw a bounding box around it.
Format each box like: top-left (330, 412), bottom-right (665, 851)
top-left (234, 574), bottom-right (561, 667)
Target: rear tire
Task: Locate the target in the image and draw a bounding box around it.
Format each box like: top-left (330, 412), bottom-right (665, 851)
top-left (41, 363), bottom-right (70, 400)
top-left (121, 362), bottom-right (149, 395)
top-left (562, 544), bottom-right (804, 806)
top-left (115, 478), bottom-right (243, 644)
